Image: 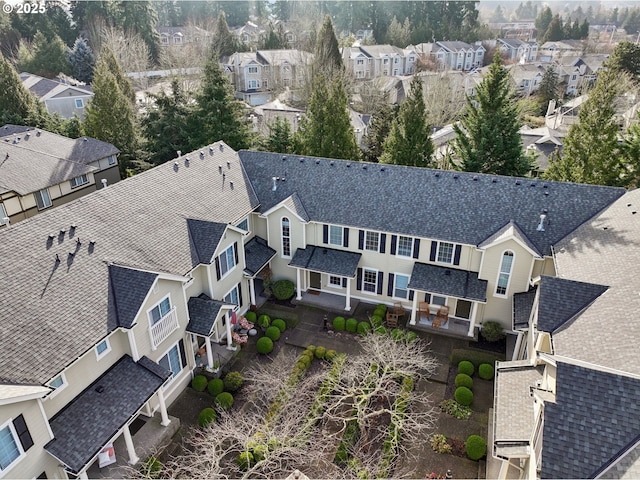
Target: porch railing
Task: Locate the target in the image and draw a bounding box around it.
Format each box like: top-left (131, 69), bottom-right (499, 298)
top-left (149, 307), bottom-right (179, 350)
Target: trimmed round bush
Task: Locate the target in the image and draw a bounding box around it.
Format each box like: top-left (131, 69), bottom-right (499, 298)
top-left (370, 315), bottom-right (383, 327)
top-left (223, 371), bottom-right (244, 392)
top-left (298, 354), bottom-right (312, 366)
top-left (376, 303), bottom-right (388, 314)
top-left (480, 321), bottom-right (505, 342)
top-left (357, 321), bottom-right (371, 334)
top-left (257, 314), bottom-right (271, 329)
top-left (306, 345), bottom-right (316, 353)
top-left (252, 444), bottom-right (268, 462)
top-left (272, 279), bottom-right (295, 300)
top-left (198, 407), bottom-right (217, 427)
top-left (455, 386), bottom-right (474, 406)
top-left (325, 349), bottom-right (337, 361)
top-left (455, 373), bottom-right (474, 389)
top-left (405, 331), bottom-right (418, 343)
top-left (237, 451), bottom-right (254, 470)
top-left (373, 308), bottom-right (386, 320)
top-left (256, 336), bottom-right (274, 354)
top-left (333, 316), bottom-right (346, 331)
top-left (374, 325), bottom-right (387, 335)
top-left (265, 326), bottom-right (281, 341)
top-left (478, 363), bottom-right (495, 380)
top-left (458, 360), bottom-right (475, 377)
top-left (271, 318), bottom-right (287, 332)
top-left (390, 328), bottom-right (404, 341)
top-left (215, 391), bottom-right (234, 410)
top-left (345, 317), bottom-right (358, 333)
top-left (315, 346), bottom-right (326, 359)
top-left (465, 435), bottom-right (487, 461)
top-left (296, 361), bottom-right (307, 371)
top-left (207, 378), bottom-right (224, 397)
top-left (245, 311), bottom-right (257, 322)
top-left (191, 375), bottom-right (208, 392)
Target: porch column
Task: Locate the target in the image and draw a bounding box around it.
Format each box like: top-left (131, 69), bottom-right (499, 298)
top-left (249, 277), bottom-right (256, 306)
top-left (344, 278), bottom-right (351, 311)
top-left (78, 470), bottom-right (89, 480)
top-left (467, 302), bottom-right (479, 337)
top-left (225, 312), bottom-right (234, 350)
top-left (157, 389), bottom-right (171, 427)
top-left (205, 336), bottom-right (214, 369)
top-left (123, 423), bottom-right (140, 465)
top-left (410, 290), bottom-right (418, 325)
top-left (296, 268), bottom-right (302, 300)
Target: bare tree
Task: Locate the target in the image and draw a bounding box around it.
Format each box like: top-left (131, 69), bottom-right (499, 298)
top-left (100, 26), bottom-right (151, 90)
top-left (420, 72), bottom-right (469, 127)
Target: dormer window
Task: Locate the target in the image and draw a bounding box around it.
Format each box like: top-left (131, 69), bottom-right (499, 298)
top-left (70, 174), bottom-right (89, 188)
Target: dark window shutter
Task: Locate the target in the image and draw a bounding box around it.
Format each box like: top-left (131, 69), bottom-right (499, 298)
top-left (380, 233), bottom-right (386, 253)
top-left (358, 230), bottom-right (364, 250)
top-left (377, 271), bottom-right (384, 295)
top-left (238, 283), bottom-right (243, 307)
top-left (343, 228), bottom-right (349, 248)
top-left (342, 278), bottom-right (347, 288)
top-left (234, 242), bottom-right (239, 265)
top-left (430, 241), bottom-right (437, 261)
top-left (323, 224), bottom-right (329, 244)
top-left (453, 244), bottom-right (462, 265)
top-left (409, 290), bottom-right (414, 301)
top-left (391, 235), bottom-right (397, 255)
top-left (214, 256), bottom-right (221, 280)
top-left (413, 239), bottom-right (420, 259)
top-left (387, 273), bottom-right (395, 297)
top-left (356, 268), bottom-right (362, 291)
top-left (178, 339), bottom-right (187, 368)
top-left (13, 415), bottom-right (33, 452)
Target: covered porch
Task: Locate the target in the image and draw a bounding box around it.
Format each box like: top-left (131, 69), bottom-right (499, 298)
top-left (243, 236), bottom-right (277, 309)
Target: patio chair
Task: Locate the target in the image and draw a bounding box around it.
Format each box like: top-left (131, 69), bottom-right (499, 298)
top-left (418, 302), bottom-right (430, 322)
top-left (434, 305), bottom-right (449, 327)
top-left (393, 301), bottom-right (406, 318)
top-left (386, 312), bottom-right (400, 328)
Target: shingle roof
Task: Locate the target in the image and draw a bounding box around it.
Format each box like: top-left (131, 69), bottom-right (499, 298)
top-left (541, 362), bottom-right (640, 479)
top-left (513, 287), bottom-right (536, 329)
top-left (478, 220), bottom-right (541, 256)
top-left (407, 262), bottom-right (487, 302)
top-left (187, 294), bottom-right (226, 336)
top-left (281, 193), bottom-right (309, 222)
top-left (289, 245), bottom-right (361, 278)
top-left (186, 219), bottom-right (227, 265)
top-left (0, 142), bottom-right (259, 384)
top-left (537, 275), bottom-right (608, 333)
top-left (244, 236), bottom-right (276, 276)
top-left (239, 151), bottom-right (624, 256)
top-left (44, 355), bottom-right (170, 475)
top-left (108, 265), bottom-right (158, 329)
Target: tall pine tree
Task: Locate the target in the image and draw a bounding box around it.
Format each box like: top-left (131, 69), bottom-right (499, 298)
top-left (313, 15), bottom-right (343, 76)
top-left (362, 94), bottom-right (395, 163)
top-left (453, 52), bottom-right (529, 176)
top-left (0, 52), bottom-right (39, 125)
top-left (68, 37), bottom-right (96, 83)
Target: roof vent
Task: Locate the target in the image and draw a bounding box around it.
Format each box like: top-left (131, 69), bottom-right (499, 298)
top-left (537, 214), bottom-right (547, 232)
top-left (633, 211), bottom-right (637, 215)
top-left (515, 180), bottom-right (521, 185)
top-left (219, 144), bottom-right (224, 152)
top-left (95, 385), bottom-right (105, 393)
top-left (55, 254), bottom-right (60, 263)
top-left (530, 182), bottom-right (536, 187)
top-left (472, 175), bottom-right (478, 181)
top-left (70, 224), bottom-right (76, 232)
top-left (627, 203), bottom-right (632, 207)
top-left (36, 130), bottom-right (41, 136)
top-left (209, 146), bottom-right (214, 154)
top-left (227, 161), bottom-right (231, 169)
top-left (542, 184), bottom-right (548, 188)
top-left (491, 178), bottom-right (497, 183)
top-left (185, 157), bottom-right (190, 166)
top-left (380, 167), bottom-right (385, 172)
top-left (173, 161), bottom-right (179, 170)
top-left (199, 151), bottom-right (204, 158)
top-left (330, 161), bottom-right (334, 166)
top-left (101, 178), bottom-right (108, 188)
top-left (272, 176), bottom-right (278, 191)
top-left (48, 233), bottom-right (56, 239)
top-left (363, 165), bottom-right (367, 170)
top-left (83, 137), bottom-right (87, 142)
top-left (453, 174), bottom-right (459, 179)
top-left (434, 172), bottom-right (440, 177)
top-left (445, 270), bottom-right (451, 276)
top-left (25, 132), bottom-right (30, 139)
top-left (282, 156), bottom-right (287, 161)
top-left (177, 150), bottom-right (181, 157)
top-left (315, 160), bottom-right (320, 165)
top-left (59, 228), bottom-right (66, 236)
top-left (346, 164), bottom-right (351, 168)
top-left (229, 181), bottom-right (234, 189)
top-left (218, 165), bottom-right (223, 173)
top-left (300, 158), bottom-right (304, 163)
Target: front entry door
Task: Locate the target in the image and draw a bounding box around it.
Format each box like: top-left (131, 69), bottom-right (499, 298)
top-left (310, 272), bottom-right (321, 290)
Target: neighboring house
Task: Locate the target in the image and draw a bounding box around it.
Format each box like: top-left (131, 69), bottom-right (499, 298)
top-left (497, 38), bottom-right (538, 63)
top-left (251, 98), bottom-right (304, 135)
top-left (430, 41), bottom-right (485, 71)
top-left (226, 49), bottom-right (313, 106)
top-left (507, 63), bottom-right (546, 96)
top-left (555, 54), bottom-right (608, 96)
top-left (233, 21), bottom-right (266, 47)
top-left (538, 40), bottom-right (585, 62)
top-left (342, 44), bottom-right (419, 79)
top-left (493, 188), bottom-right (640, 479)
top-left (519, 125), bottom-right (567, 172)
top-left (20, 73), bottom-right (93, 119)
top-left (157, 26), bottom-right (212, 47)
top-left (0, 125), bottom-right (120, 227)
top-left (0, 142), bottom-right (626, 479)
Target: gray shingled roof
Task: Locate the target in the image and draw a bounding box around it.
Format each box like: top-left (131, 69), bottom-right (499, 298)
top-left (478, 220), bottom-right (541, 256)
top-left (0, 124), bottom-right (31, 137)
top-left (513, 288), bottom-right (536, 329)
top-left (186, 219), bottom-right (227, 265)
top-left (44, 355), bottom-right (170, 474)
top-left (541, 362), bottom-right (640, 479)
top-left (108, 265), bottom-right (158, 329)
top-left (239, 151), bottom-right (624, 256)
top-left (280, 193), bottom-right (310, 222)
top-left (408, 262), bottom-right (487, 302)
top-left (289, 245), bottom-right (361, 277)
top-left (0, 142), bottom-right (259, 384)
top-left (187, 294), bottom-right (226, 336)
top-left (244, 236), bottom-right (276, 276)
top-left (537, 275), bottom-right (608, 333)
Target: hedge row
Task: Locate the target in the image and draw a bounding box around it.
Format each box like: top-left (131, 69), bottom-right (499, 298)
top-left (450, 348), bottom-right (504, 368)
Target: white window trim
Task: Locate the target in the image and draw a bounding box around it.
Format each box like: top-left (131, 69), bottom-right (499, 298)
top-left (158, 342), bottom-right (184, 387)
top-left (494, 250), bottom-right (515, 298)
top-left (108, 155), bottom-right (117, 165)
top-left (281, 216), bottom-right (291, 258)
top-left (0, 419), bottom-right (25, 474)
top-left (396, 235), bottom-right (414, 258)
top-left (47, 373), bottom-right (68, 399)
top-left (248, 66), bottom-right (258, 74)
top-left (0, 203), bottom-right (7, 225)
top-left (224, 284), bottom-right (240, 308)
top-left (75, 98), bottom-right (84, 108)
top-left (70, 174), bottom-right (89, 188)
top-left (218, 244), bottom-right (237, 279)
top-left (362, 267), bottom-right (378, 294)
top-left (35, 189), bottom-right (52, 210)
top-left (393, 273), bottom-right (410, 300)
top-left (328, 225), bottom-right (343, 247)
top-left (329, 275), bottom-right (343, 289)
top-left (148, 295), bottom-right (172, 326)
top-left (95, 338), bottom-right (111, 360)
top-left (364, 230), bottom-right (380, 252)
top-left (436, 241), bottom-right (455, 265)
top-left (236, 217), bottom-right (250, 235)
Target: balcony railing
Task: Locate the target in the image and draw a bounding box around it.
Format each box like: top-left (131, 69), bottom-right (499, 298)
top-left (149, 307), bottom-right (179, 350)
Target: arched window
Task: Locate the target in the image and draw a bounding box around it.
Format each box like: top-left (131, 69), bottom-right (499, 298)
top-left (282, 217), bottom-right (291, 258)
top-left (495, 251), bottom-right (514, 296)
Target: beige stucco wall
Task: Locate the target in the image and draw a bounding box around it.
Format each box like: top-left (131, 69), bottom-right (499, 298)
top-left (531, 256), bottom-right (556, 278)
top-left (251, 213), bottom-right (268, 240)
top-left (265, 206), bottom-right (307, 283)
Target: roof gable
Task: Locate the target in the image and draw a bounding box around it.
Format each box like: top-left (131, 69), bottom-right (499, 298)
top-left (108, 264), bottom-right (158, 329)
top-left (478, 220), bottom-right (541, 257)
top-left (186, 219), bottom-right (227, 265)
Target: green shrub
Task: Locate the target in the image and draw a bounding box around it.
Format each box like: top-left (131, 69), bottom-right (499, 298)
top-left (439, 399), bottom-right (473, 419)
top-left (465, 435), bottom-right (487, 461)
top-left (481, 321), bottom-right (505, 342)
top-left (237, 451), bottom-right (254, 470)
top-left (376, 303), bottom-right (388, 314)
top-left (458, 360), bottom-right (475, 376)
top-left (357, 321), bottom-right (371, 334)
top-left (272, 279), bottom-right (295, 300)
top-left (223, 371), bottom-right (244, 392)
top-left (265, 326), bottom-right (281, 341)
top-left (390, 328), bottom-right (404, 341)
top-left (257, 314), bottom-right (271, 329)
top-left (325, 349), bottom-right (337, 361)
top-left (267, 438), bottom-right (279, 451)
top-left (374, 325), bottom-right (387, 335)
top-left (298, 354), bottom-right (312, 367)
top-left (271, 318), bottom-right (286, 332)
top-left (216, 392), bottom-right (234, 409)
top-left (430, 433), bottom-right (452, 454)
top-left (333, 316), bottom-right (346, 331)
top-left (478, 363), bottom-right (495, 380)
top-left (454, 386), bottom-right (473, 406)
top-left (257, 336), bottom-right (274, 354)
top-left (140, 456), bottom-right (162, 478)
top-left (450, 348), bottom-right (505, 368)
top-left (245, 311), bottom-right (257, 322)
top-left (455, 373), bottom-right (474, 389)
top-left (405, 331), bottom-right (418, 343)
top-left (252, 444), bottom-right (268, 462)
top-left (207, 378), bottom-right (224, 396)
top-left (370, 314), bottom-right (383, 327)
top-left (191, 375), bottom-right (208, 392)
top-left (345, 317), bottom-right (358, 333)
top-left (198, 407), bottom-right (217, 427)
top-left (306, 345), bottom-right (316, 353)
top-left (315, 346), bottom-right (326, 359)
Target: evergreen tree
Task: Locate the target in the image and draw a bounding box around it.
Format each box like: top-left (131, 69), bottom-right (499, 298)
top-left (191, 55), bottom-right (251, 151)
top-left (386, 16), bottom-right (411, 48)
top-left (260, 24), bottom-right (287, 50)
top-left (20, 32), bottom-right (71, 78)
top-left (362, 95), bottom-right (395, 163)
top-left (117, 1), bottom-right (161, 64)
top-left (453, 52), bottom-right (528, 176)
top-left (259, 116), bottom-right (294, 153)
top-left (535, 7), bottom-right (553, 38)
top-left (84, 54), bottom-right (139, 176)
top-left (607, 41), bottom-right (640, 83)
top-left (535, 66), bottom-right (561, 115)
top-left (143, 79), bottom-right (193, 164)
top-left (544, 15), bottom-right (565, 42)
top-left (313, 15), bottom-right (343, 76)
top-left (544, 69), bottom-right (630, 187)
top-left (0, 52), bottom-right (38, 125)
top-left (100, 47), bottom-right (136, 104)
top-left (296, 74), bottom-right (359, 161)
top-left (380, 77), bottom-right (434, 167)
top-left (211, 13), bottom-right (237, 59)
top-left (68, 37), bottom-right (96, 83)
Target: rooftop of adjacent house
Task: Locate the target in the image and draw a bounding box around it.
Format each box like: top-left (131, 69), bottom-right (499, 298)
top-left (552, 188), bottom-right (640, 376)
top-left (359, 44), bottom-right (406, 57)
top-left (239, 151), bottom-right (624, 257)
top-left (256, 49), bottom-right (313, 66)
top-left (20, 72), bottom-right (92, 99)
top-left (0, 142), bottom-right (258, 385)
top-left (513, 287), bottom-right (536, 329)
top-left (436, 40), bottom-right (478, 51)
top-left (498, 38), bottom-right (528, 48)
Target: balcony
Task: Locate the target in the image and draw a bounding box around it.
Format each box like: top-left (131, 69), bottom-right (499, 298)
top-left (149, 307), bottom-right (179, 350)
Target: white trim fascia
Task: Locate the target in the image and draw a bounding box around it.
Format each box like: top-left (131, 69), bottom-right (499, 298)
top-left (38, 397), bottom-right (54, 439)
top-left (546, 353), bottom-right (640, 380)
top-left (209, 228), bottom-right (243, 263)
top-left (0, 387), bottom-right (50, 405)
top-left (479, 230), bottom-right (541, 258)
top-left (260, 201), bottom-right (308, 223)
top-left (108, 262), bottom-right (190, 284)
